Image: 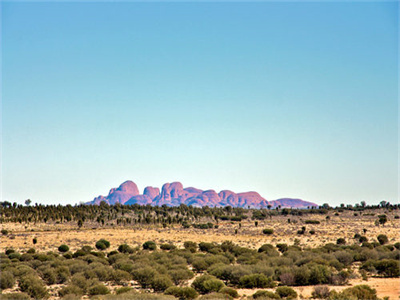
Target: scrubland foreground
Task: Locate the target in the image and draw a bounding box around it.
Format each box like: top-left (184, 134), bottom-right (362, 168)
top-left (0, 204), bottom-right (399, 299)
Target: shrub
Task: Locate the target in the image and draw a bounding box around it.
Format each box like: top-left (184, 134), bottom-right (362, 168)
top-left (58, 285), bottom-right (84, 297)
top-left (374, 259), bottom-right (400, 277)
top-left (258, 244), bottom-right (279, 256)
top-left (305, 220), bottom-right (320, 224)
top-left (165, 286), bottom-right (199, 300)
top-left (311, 285), bottom-right (330, 299)
top-left (275, 286), bottom-right (298, 299)
top-left (27, 248), bottom-right (35, 254)
top-left (32, 238), bottom-right (37, 244)
top-left (168, 268), bottom-right (194, 285)
top-left (115, 287), bottom-right (133, 295)
top-left (359, 236), bottom-right (368, 243)
top-left (220, 287), bottom-right (239, 298)
top-left (0, 271), bottom-right (15, 289)
top-left (277, 243), bottom-right (289, 253)
top-left (95, 239), bottom-right (110, 250)
top-left (192, 275), bottom-right (224, 294)
top-left (263, 228), bottom-right (274, 235)
top-left (339, 284), bottom-right (378, 300)
top-left (395, 242), bottom-right (400, 250)
top-left (111, 269), bottom-right (132, 284)
top-left (118, 244), bottom-right (135, 254)
top-left (0, 293), bottom-right (30, 300)
top-left (184, 241), bottom-right (197, 253)
top-left (252, 290), bottom-right (280, 299)
top-left (309, 230), bottom-right (316, 235)
top-left (377, 234), bottom-right (389, 245)
top-left (336, 238), bottom-right (346, 245)
top-left (239, 274), bottom-right (276, 288)
top-left (151, 275), bottom-right (174, 292)
top-left (19, 275), bottom-right (48, 299)
top-left (89, 283), bottom-right (110, 295)
top-left (1, 229), bottom-right (9, 235)
top-left (143, 241), bottom-right (157, 251)
top-left (58, 244), bottom-right (69, 252)
top-left (160, 243), bottom-right (177, 250)
top-left (132, 267), bottom-right (157, 288)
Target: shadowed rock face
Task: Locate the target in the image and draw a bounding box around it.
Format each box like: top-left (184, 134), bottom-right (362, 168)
top-left (86, 180), bottom-right (318, 208)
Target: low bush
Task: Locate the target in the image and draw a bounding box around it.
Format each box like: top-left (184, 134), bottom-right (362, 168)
top-left (58, 285), bottom-right (84, 297)
top-left (220, 287), bottom-right (239, 298)
top-left (192, 274), bottom-right (225, 294)
top-left (118, 244), bottom-right (135, 254)
top-left (151, 274), bottom-right (174, 292)
top-left (165, 286), bottom-right (199, 300)
top-left (377, 234), bottom-right (389, 245)
top-left (0, 271), bottom-right (15, 289)
top-left (160, 243), bottom-right (177, 250)
top-left (312, 285), bottom-right (330, 299)
top-left (239, 273), bottom-right (276, 288)
top-left (143, 241), bottom-right (157, 251)
top-left (184, 241), bottom-right (197, 253)
top-left (115, 286), bottom-right (133, 295)
top-left (19, 275), bottom-right (48, 299)
top-left (275, 286), bottom-right (298, 299)
top-left (0, 293), bottom-right (30, 300)
top-left (252, 290), bottom-right (280, 299)
top-left (89, 283), bottom-right (110, 295)
top-left (262, 228), bottom-right (274, 235)
top-left (305, 220), bottom-right (320, 224)
top-left (330, 284), bottom-right (378, 300)
top-left (58, 244), bottom-right (69, 252)
top-left (95, 239), bottom-right (110, 250)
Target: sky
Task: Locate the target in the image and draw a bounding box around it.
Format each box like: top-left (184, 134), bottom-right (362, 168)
top-left (1, 1), bottom-right (398, 207)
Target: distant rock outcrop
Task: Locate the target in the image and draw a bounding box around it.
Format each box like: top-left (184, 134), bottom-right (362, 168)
top-left (86, 180), bottom-right (318, 208)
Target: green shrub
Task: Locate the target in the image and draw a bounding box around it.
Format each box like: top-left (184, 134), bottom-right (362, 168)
top-left (275, 286), bottom-right (298, 299)
top-left (58, 285), bottom-right (84, 297)
top-left (27, 248), bottom-right (35, 254)
top-left (143, 241), bottom-right (157, 250)
top-left (277, 243), bottom-right (289, 253)
top-left (151, 274), bottom-right (174, 292)
top-left (305, 220), bottom-right (320, 224)
top-left (58, 244), bottom-right (70, 252)
top-left (165, 286), bottom-right (199, 300)
top-left (337, 284), bottom-right (378, 300)
top-left (19, 275), bottom-right (48, 299)
top-left (252, 290), bottom-right (280, 299)
top-left (239, 274), bottom-right (276, 288)
top-left (111, 269), bottom-right (132, 284)
top-left (374, 259), bottom-right (400, 277)
top-left (336, 238), bottom-right (346, 245)
top-left (89, 283), bottom-right (110, 295)
top-left (1, 229), bottom-right (9, 235)
top-left (168, 268), bottom-right (194, 285)
top-left (116, 286), bottom-right (133, 295)
top-left (95, 239), bottom-right (110, 250)
top-left (263, 228), bottom-right (274, 235)
top-left (377, 234), bottom-right (389, 245)
top-left (192, 274), bottom-right (224, 294)
top-left (118, 244), bottom-right (135, 254)
top-left (160, 243), bottom-right (177, 250)
top-left (132, 267), bottom-right (157, 288)
top-left (184, 241), bottom-right (197, 253)
top-left (0, 271), bottom-right (15, 289)
top-left (220, 287), bottom-right (239, 298)
top-left (198, 292), bottom-right (231, 299)
top-left (258, 244), bottom-right (279, 256)
top-left (0, 293), bottom-right (30, 300)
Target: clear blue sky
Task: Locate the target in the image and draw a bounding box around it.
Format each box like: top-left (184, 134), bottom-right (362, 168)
top-left (1, 1), bottom-right (398, 206)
